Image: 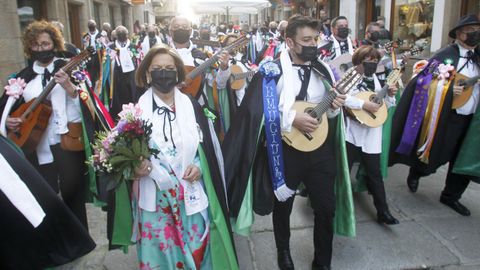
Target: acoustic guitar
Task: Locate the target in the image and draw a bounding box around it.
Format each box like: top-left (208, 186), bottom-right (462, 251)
top-left (376, 45), bottom-right (423, 73)
top-left (183, 36), bottom-right (249, 97)
top-left (229, 64), bottom-right (256, 90)
top-left (452, 73), bottom-right (480, 109)
top-left (282, 65), bottom-right (364, 152)
top-left (347, 68), bottom-right (403, 127)
top-left (8, 48), bottom-right (93, 154)
top-left (191, 39), bottom-right (222, 48)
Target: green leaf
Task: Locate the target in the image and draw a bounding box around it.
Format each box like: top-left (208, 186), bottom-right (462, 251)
top-left (113, 145), bottom-right (136, 159)
top-left (110, 156), bottom-right (134, 166)
top-left (132, 139), bottom-right (141, 156)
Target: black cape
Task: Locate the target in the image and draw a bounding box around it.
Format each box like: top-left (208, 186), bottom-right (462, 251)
top-left (0, 136), bottom-right (95, 270)
top-left (222, 59), bottom-right (336, 217)
top-left (389, 43), bottom-right (480, 175)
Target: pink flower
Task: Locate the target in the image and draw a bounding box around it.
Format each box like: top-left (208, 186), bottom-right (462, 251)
top-left (4, 78), bottom-right (26, 99)
top-left (118, 103), bottom-right (143, 121)
top-left (437, 63), bottom-right (454, 80)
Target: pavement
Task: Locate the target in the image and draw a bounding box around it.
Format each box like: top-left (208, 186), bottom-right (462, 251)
top-left (56, 163), bottom-right (480, 270)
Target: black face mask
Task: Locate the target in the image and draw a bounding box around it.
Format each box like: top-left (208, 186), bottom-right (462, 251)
top-left (369, 31), bottom-right (380, 42)
top-left (295, 42), bottom-right (319, 62)
top-left (31, 50), bottom-right (55, 64)
top-left (270, 28), bottom-right (276, 33)
top-left (151, 69), bottom-right (178, 93)
top-left (172, 29), bottom-right (191, 44)
top-left (88, 26), bottom-right (96, 32)
top-left (117, 32), bottom-right (127, 42)
top-left (200, 33), bottom-right (210, 40)
top-left (337, 27), bottom-right (349, 39)
top-left (252, 27), bottom-right (258, 33)
top-left (362, 61), bottom-right (378, 77)
top-left (148, 32), bottom-right (156, 38)
top-left (464, 30), bottom-right (480, 47)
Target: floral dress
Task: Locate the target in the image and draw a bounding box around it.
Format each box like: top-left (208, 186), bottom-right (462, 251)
top-left (134, 107), bottom-right (212, 270)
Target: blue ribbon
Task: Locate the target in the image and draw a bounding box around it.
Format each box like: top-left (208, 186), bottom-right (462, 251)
top-left (262, 76), bottom-right (286, 191)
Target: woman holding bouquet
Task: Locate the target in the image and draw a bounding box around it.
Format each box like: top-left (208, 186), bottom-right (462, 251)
top-left (132, 45), bottom-right (238, 270)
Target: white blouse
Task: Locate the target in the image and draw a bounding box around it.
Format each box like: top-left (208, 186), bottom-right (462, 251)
top-left (344, 75), bottom-right (396, 154)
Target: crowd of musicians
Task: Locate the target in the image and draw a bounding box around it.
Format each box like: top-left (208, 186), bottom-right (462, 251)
top-left (0, 10), bottom-right (479, 270)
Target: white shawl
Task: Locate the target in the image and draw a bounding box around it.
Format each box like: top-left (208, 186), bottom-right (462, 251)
top-left (115, 40), bottom-right (135, 73)
top-left (331, 36), bottom-right (354, 59)
top-left (141, 36), bottom-right (163, 57)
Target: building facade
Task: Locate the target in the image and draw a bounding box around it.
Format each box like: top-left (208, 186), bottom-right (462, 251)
top-left (0, 0), bottom-right (154, 92)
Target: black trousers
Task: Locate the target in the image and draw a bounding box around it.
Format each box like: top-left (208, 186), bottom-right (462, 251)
top-left (28, 144), bottom-right (88, 229)
top-left (409, 112), bottom-right (473, 202)
top-left (346, 142), bottom-right (388, 212)
top-left (273, 141), bottom-right (336, 266)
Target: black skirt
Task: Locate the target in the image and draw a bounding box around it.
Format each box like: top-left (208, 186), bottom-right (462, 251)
top-left (0, 136), bottom-right (96, 270)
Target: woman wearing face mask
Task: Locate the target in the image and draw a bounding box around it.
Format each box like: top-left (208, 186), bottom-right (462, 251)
top-left (344, 45), bottom-right (399, 225)
top-left (132, 45), bottom-right (238, 270)
top-left (0, 20), bottom-right (96, 229)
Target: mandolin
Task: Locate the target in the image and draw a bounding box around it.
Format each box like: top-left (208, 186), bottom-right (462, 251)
top-left (191, 39), bottom-right (222, 48)
top-left (347, 68), bottom-right (403, 127)
top-left (182, 35), bottom-right (249, 98)
top-left (452, 74), bottom-right (480, 109)
top-left (8, 48), bottom-right (93, 154)
top-left (229, 64), bottom-right (256, 90)
top-left (282, 65), bottom-right (364, 152)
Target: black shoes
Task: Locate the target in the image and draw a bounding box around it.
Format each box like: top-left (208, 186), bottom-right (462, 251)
top-left (440, 197), bottom-right (471, 216)
top-left (277, 249), bottom-right (295, 270)
top-left (377, 210), bottom-right (400, 225)
top-left (407, 174), bottom-right (420, 193)
top-left (311, 261), bottom-right (331, 270)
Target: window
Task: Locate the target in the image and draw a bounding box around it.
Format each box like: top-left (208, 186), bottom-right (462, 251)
top-left (17, 0), bottom-right (47, 31)
top-left (109, 5), bottom-right (115, 27)
top-left (391, 0), bottom-right (435, 51)
top-left (93, 2), bottom-right (101, 26)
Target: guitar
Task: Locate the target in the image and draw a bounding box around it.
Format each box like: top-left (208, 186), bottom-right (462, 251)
top-left (229, 64), bottom-right (256, 90)
top-left (282, 65), bottom-right (364, 152)
top-left (183, 36), bottom-right (249, 97)
top-left (191, 39), bottom-right (222, 48)
top-left (8, 48), bottom-right (94, 154)
top-left (376, 45), bottom-right (424, 73)
top-left (347, 68), bottom-right (403, 127)
top-left (452, 74), bottom-right (480, 109)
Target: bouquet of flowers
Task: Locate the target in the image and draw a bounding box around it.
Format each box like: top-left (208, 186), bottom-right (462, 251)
top-left (89, 103), bottom-right (159, 190)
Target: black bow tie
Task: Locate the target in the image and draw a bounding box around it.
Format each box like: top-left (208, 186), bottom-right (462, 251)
top-left (42, 68), bottom-right (52, 88)
top-left (153, 98), bottom-right (177, 149)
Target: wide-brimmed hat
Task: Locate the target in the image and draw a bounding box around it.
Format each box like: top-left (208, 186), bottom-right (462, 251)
top-left (449, 14), bottom-right (480, 39)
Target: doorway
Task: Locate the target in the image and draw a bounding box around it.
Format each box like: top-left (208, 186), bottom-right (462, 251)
top-left (68, 3), bottom-right (81, 48)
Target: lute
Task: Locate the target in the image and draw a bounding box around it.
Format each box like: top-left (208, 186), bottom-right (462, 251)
top-left (282, 65), bottom-right (364, 152)
top-left (452, 74), bottom-right (480, 109)
top-left (183, 35), bottom-right (249, 97)
top-left (191, 39), bottom-right (222, 48)
top-left (229, 64), bottom-right (256, 90)
top-left (8, 47), bottom-right (94, 154)
top-left (347, 68), bottom-right (403, 127)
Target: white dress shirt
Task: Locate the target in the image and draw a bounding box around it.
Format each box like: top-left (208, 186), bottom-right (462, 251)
top-left (344, 75), bottom-right (396, 154)
top-left (455, 44), bottom-right (480, 115)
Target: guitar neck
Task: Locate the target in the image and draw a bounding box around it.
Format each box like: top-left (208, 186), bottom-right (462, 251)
top-left (187, 55), bottom-right (219, 80)
top-left (21, 80), bottom-right (57, 119)
top-left (464, 75), bottom-right (480, 87)
top-left (310, 91), bottom-right (337, 118)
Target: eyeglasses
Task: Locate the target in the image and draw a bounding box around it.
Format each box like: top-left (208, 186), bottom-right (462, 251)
top-left (32, 42), bottom-right (53, 50)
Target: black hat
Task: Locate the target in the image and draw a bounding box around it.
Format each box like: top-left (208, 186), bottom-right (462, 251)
top-left (449, 14), bottom-right (480, 39)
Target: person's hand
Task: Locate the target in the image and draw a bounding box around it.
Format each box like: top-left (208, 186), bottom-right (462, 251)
top-left (453, 85), bottom-right (464, 96)
top-left (331, 91), bottom-right (346, 110)
top-left (293, 112), bottom-right (319, 133)
top-left (6, 117), bottom-right (22, 132)
top-left (54, 69), bottom-right (77, 97)
top-left (183, 164), bottom-right (201, 183)
top-left (363, 101), bottom-right (381, 113)
top-left (387, 84), bottom-right (398, 97)
top-left (134, 159), bottom-right (152, 179)
top-left (218, 51), bottom-right (230, 70)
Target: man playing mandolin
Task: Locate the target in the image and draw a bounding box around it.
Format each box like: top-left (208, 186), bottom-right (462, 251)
top-left (389, 14), bottom-right (480, 217)
top-left (223, 15), bottom-right (350, 270)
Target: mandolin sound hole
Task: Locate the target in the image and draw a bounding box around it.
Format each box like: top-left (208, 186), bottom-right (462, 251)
top-left (305, 108), bottom-right (318, 119)
top-left (369, 94), bottom-right (383, 105)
